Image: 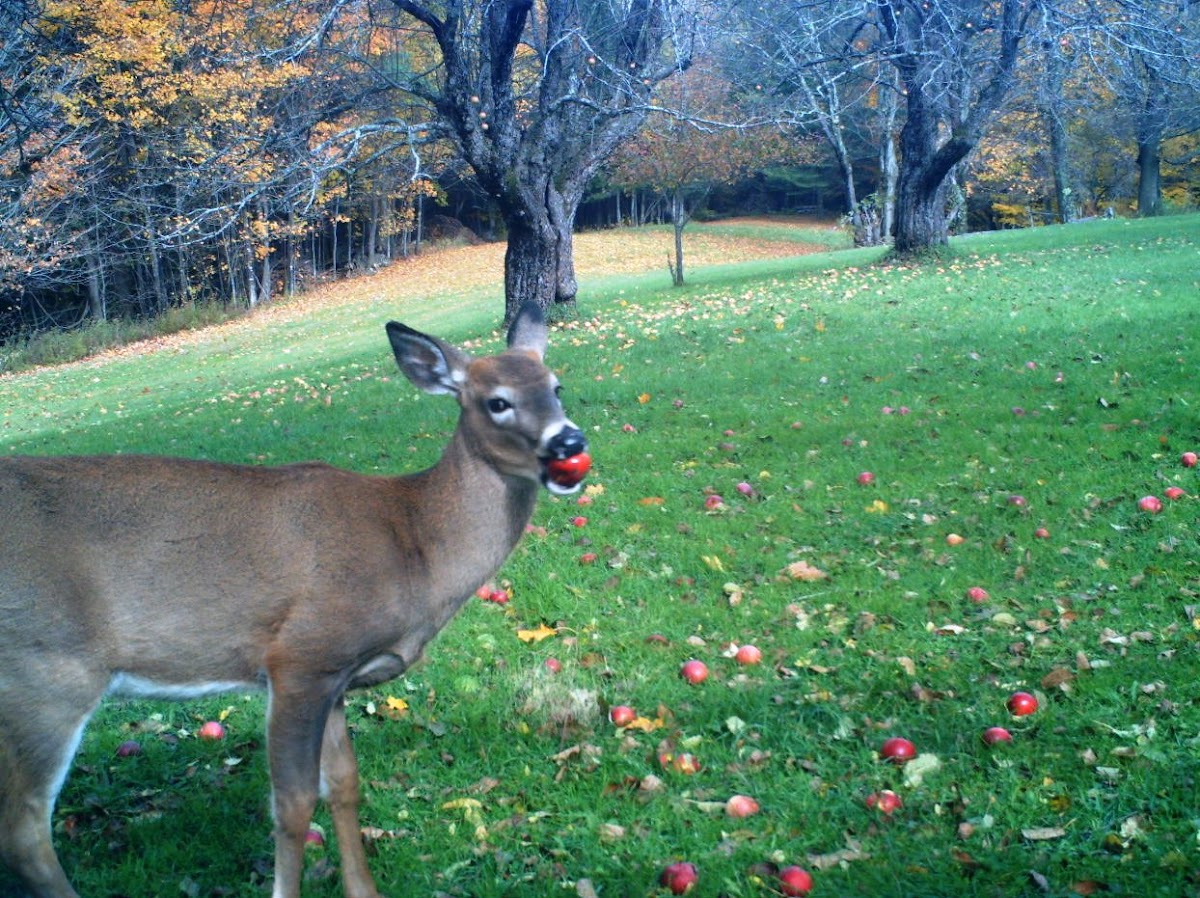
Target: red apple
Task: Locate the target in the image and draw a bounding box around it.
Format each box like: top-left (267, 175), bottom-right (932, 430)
top-left (544, 657), bottom-right (562, 674)
top-left (779, 866), bottom-right (814, 897)
top-left (946, 533), bottom-right (965, 546)
top-left (664, 752), bottom-right (701, 774)
top-left (579, 552), bottom-right (598, 564)
top-left (880, 736), bottom-right (916, 763)
top-left (680, 659), bottom-right (709, 684)
top-left (734, 644), bottom-right (763, 665)
top-left (865, 789), bottom-right (902, 814)
top-left (1034, 526), bottom-right (1051, 539)
top-left (857, 471), bottom-right (875, 485)
top-left (305, 828), bottom-right (325, 848)
top-left (660, 862), bottom-right (698, 895)
top-left (546, 452), bottom-right (591, 487)
top-left (1182, 451), bottom-right (1198, 468)
top-left (1006, 691), bottom-right (1039, 716)
top-left (609, 705), bottom-right (636, 727)
top-left (965, 586), bottom-right (990, 603)
top-left (571, 516), bottom-right (588, 527)
top-left (197, 720), bottom-right (225, 741)
top-left (736, 481), bottom-right (754, 496)
top-left (982, 726), bottom-right (1013, 745)
top-left (488, 588), bottom-right (510, 604)
top-left (1165, 486), bottom-right (1185, 500)
top-left (725, 794), bottom-right (760, 818)
top-left (704, 494), bottom-right (725, 510)
top-left (1138, 495), bottom-right (1163, 513)
top-left (115, 740), bottom-right (142, 757)
top-left (1007, 494), bottom-right (1027, 507)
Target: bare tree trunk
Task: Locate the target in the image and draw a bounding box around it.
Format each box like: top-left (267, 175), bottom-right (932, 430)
top-left (879, 70), bottom-right (901, 241)
top-left (86, 237), bottom-right (107, 322)
top-left (670, 187), bottom-right (687, 286)
top-left (1136, 138), bottom-right (1163, 216)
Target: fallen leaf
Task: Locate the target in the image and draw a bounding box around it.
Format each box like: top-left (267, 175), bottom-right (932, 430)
top-left (1041, 668), bottom-right (1074, 691)
top-left (806, 837), bottom-right (869, 869)
top-left (1022, 827), bottom-right (1068, 841)
top-left (638, 496), bottom-right (665, 505)
top-left (782, 560), bottom-right (828, 581)
top-left (517, 623), bottom-right (558, 643)
top-left (1029, 870), bottom-right (1051, 892)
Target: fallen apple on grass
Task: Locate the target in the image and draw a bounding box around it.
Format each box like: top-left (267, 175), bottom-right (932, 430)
top-left (1182, 451), bottom-right (1198, 468)
top-left (609, 705), bottom-right (636, 727)
top-left (734, 644), bottom-right (762, 665)
top-left (857, 471), bottom-right (875, 486)
top-left (197, 720), bottom-right (226, 741)
top-left (115, 740), bottom-right (142, 757)
top-left (1138, 495), bottom-right (1163, 513)
top-left (680, 659), bottom-right (709, 684)
top-left (1006, 691), bottom-right (1039, 716)
top-left (982, 726), bottom-right (1013, 745)
top-left (1165, 486), bottom-right (1185, 500)
top-left (659, 862), bottom-right (698, 895)
top-left (965, 586), bottom-right (990, 603)
top-left (880, 736), bottom-right (917, 763)
top-left (865, 789), bottom-right (902, 814)
top-left (725, 794), bottom-right (761, 818)
top-left (778, 865), bottom-right (814, 896)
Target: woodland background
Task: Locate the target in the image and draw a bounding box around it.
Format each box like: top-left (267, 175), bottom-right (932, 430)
top-left (0, 0), bottom-right (1197, 344)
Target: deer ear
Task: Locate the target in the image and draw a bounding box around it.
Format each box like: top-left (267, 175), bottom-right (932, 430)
top-left (506, 303), bottom-right (548, 360)
top-left (387, 322), bottom-right (471, 395)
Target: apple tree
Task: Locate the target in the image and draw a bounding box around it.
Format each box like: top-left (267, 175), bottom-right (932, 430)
top-left (385, 0), bottom-right (697, 322)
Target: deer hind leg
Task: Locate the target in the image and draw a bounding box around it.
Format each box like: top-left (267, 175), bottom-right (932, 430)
top-left (0, 693), bottom-right (99, 898)
top-left (320, 698), bottom-right (381, 898)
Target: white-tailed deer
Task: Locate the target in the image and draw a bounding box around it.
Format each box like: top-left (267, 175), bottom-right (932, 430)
top-left (0, 304), bottom-right (590, 898)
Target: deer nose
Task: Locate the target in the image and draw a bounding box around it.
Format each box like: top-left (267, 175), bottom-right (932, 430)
top-left (546, 425), bottom-right (588, 460)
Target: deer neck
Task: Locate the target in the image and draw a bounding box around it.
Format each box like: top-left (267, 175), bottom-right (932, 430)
top-left (406, 428), bottom-right (540, 588)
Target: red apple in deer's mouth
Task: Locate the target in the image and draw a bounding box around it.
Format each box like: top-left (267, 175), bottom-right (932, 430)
top-left (545, 452), bottom-right (591, 488)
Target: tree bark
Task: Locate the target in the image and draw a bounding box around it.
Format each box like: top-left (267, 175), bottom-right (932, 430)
top-left (1136, 138), bottom-right (1163, 216)
top-left (880, 0), bottom-right (1032, 254)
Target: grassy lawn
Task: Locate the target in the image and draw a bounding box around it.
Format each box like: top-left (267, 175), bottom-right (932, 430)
top-left (1, 214), bottom-right (1197, 898)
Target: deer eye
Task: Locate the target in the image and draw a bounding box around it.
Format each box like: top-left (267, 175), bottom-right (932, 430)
top-left (487, 397), bottom-right (512, 414)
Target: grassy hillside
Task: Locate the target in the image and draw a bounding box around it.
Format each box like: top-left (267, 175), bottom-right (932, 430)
top-left (1, 214), bottom-right (1197, 898)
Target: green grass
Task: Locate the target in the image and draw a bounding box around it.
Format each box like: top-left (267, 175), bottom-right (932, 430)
top-left (1, 214), bottom-right (1198, 898)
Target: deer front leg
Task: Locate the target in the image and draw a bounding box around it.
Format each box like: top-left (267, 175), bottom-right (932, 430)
top-left (266, 680), bottom-right (334, 898)
top-left (320, 698), bottom-right (382, 898)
